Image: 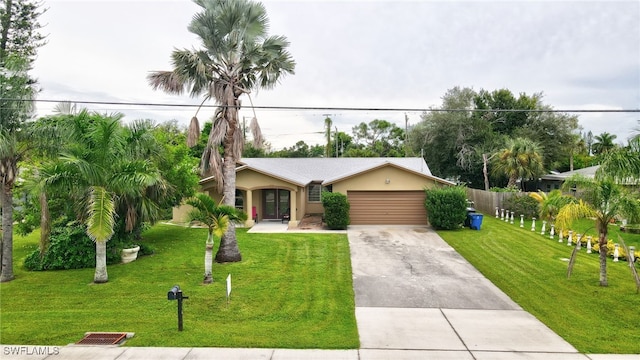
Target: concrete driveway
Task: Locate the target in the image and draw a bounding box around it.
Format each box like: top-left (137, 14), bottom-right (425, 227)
top-left (348, 225), bottom-right (519, 309)
top-left (348, 225), bottom-right (581, 357)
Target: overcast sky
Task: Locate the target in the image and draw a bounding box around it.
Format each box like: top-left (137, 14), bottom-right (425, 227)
top-left (32, 0), bottom-right (640, 150)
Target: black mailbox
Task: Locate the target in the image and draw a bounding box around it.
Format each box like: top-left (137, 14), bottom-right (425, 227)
top-left (167, 285), bottom-right (188, 331)
top-left (167, 285), bottom-right (180, 300)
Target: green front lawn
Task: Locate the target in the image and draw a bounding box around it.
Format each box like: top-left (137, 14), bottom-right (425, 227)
top-left (438, 215), bottom-right (640, 354)
top-left (0, 225), bottom-right (359, 348)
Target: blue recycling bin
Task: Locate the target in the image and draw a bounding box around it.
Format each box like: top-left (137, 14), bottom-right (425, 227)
top-left (469, 213), bottom-right (483, 230)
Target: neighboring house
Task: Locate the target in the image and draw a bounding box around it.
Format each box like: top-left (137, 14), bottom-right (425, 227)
top-left (174, 157), bottom-right (453, 226)
top-left (536, 165), bottom-right (600, 192)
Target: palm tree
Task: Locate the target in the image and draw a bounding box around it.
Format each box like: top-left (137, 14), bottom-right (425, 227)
top-left (0, 55), bottom-right (35, 282)
top-left (529, 189), bottom-right (576, 225)
top-left (148, 0), bottom-right (295, 262)
top-left (597, 136), bottom-right (640, 185)
top-left (492, 137), bottom-right (545, 187)
top-left (186, 193), bottom-right (247, 283)
top-left (592, 132), bottom-right (617, 155)
top-left (324, 116), bottom-right (332, 157)
top-left (556, 175), bottom-right (640, 286)
top-left (40, 111), bottom-right (165, 283)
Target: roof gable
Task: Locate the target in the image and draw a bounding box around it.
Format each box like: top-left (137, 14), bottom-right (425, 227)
top-left (201, 157), bottom-right (450, 186)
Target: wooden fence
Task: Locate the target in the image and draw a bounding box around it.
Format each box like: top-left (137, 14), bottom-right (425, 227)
top-left (466, 188), bottom-right (516, 215)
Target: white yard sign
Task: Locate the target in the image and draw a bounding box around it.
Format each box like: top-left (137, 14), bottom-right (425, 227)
top-left (226, 274), bottom-right (232, 301)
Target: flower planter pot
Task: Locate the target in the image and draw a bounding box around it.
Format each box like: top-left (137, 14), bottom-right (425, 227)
top-left (121, 246), bottom-right (140, 264)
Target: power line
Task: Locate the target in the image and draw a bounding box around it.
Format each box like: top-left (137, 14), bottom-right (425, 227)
top-left (2, 98), bottom-right (639, 113)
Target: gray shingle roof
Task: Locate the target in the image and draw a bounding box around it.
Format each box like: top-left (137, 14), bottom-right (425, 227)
top-left (236, 157), bottom-right (448, 186)
top-left (540, 165), bottom-right (599, 180)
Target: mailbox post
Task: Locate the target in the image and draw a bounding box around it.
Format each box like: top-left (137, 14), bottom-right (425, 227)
top-left (167, 285), bottom-right (189, 331)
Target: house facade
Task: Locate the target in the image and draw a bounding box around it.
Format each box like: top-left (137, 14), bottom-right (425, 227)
top-left (174, 157), bottom-right (454, 227)
top-left (536, 165), bottom-right (599, 192)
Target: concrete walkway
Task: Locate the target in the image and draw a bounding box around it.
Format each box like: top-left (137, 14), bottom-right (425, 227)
top-left (2, 225), bottom-right (636, 359)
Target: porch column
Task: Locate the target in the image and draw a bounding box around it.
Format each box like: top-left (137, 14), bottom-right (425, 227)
top-left (289, 190), bottom-right (298, 227)
top-left (245, 189), bottom-right (255, 227)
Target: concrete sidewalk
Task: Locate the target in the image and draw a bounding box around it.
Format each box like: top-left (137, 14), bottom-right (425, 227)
top-left (1, 345), bottom-right (637, 359)
top-left (2, 225), bottom-right (637, 359)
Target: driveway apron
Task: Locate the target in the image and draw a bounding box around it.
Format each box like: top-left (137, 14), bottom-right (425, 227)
top-left (348, 225), bottom-right (580, 357)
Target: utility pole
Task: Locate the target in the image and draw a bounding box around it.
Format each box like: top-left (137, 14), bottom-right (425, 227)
top-left (335, 126), bottom-right (339, 157)
top-left (404, 113), bottom-right (409, 157)
top-left (242, 116), bottom-right (247, 141)
top-left (323, 115), bottom-right (332, 157)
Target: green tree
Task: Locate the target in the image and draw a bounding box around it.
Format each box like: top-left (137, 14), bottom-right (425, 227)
top-left (529, 190), bottom-right (576, 225)
top-left (409, 87), bottom-right (497, 186)
top-left (149, 120), bottom-right (200, 215)
top-left (186, 193), bottom-right (247, 283)
top-left (556, 175), bottom-right (640, 286)
top-left (0, 0), bottom-right (45, 282)
top-left (514, 111), bottom-right (579, 171)
top-left (592, 132), bottom-right (618, 155)
top-left (329, 131), bottom-right (353, 158)
top-left (473, 89), bottom-right (540, 136)
top-left (39, 111), bottom-right (166, 283)
top-left (148, 0), bottom-right (295, 262)
top-left (349, 119), bottom-right (405, 157)
top-left (492, 137), bottom-right (545, 188)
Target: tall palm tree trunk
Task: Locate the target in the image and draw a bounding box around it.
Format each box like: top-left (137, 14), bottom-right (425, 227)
top-left (598, 231), bottom-right (608, 286)
top-left (204, 232), bottom-right (213, 283)
top-left (94, 241), bottom-right (108, 283)
top-left (0, 182), bottom-right (14, 282)
top-left (216, 149), bottom-right (241, 262)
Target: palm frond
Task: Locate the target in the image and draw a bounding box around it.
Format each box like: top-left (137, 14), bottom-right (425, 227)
top-left (186, 193), bottom-right (218, 214)
top-left (555, 200), bottom-right (597, 233)
top-left (597, 139), bottom-right (640, 184)
top-left (170, 49), bottom-right (213, 97)
top-left (187, 116), bottom-right (201, 148)
top-left (249, 116), bottom-right (263, 148)
top-left (216, 204), bottom-right (248, 223)
top-left (86, 186), bottom-right (116, 243)
top-left (529, 191), bottom-right (546, 203)
top-left (52, 101), bottom-right (77, 115)
top-left (212, 214), bottom-right (230, 238)
top-left (232, 125), bottom-right (244, 159)
top-left (147, 70), bottom-right (186, 95)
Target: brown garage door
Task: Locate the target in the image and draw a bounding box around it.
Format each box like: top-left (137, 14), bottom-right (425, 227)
top-left (348, 191), bottom-right (427, 225)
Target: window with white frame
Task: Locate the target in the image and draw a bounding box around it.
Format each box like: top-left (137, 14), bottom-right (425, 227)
top-left (308, 183), bottom-right (322, 202)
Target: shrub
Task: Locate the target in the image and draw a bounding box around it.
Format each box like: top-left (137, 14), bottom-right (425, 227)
top-left (503, 194), bottom-right (539, 219)
top-left (322, 192), bottom-right (350, 230)
top-left (24, 222), bottom-right (123, 271)
top-left (425, 186), bottom-right (467, 230)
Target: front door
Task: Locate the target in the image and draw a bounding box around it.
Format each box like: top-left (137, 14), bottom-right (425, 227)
top-left (263, 189), bottom-right (290, 220)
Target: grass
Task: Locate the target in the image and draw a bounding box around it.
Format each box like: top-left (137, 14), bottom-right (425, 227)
top-left (437, 214), bottom-right (640, 354)
top-left (0, 224), bottom-right (359, 348)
